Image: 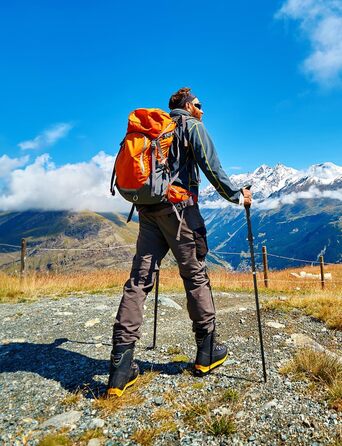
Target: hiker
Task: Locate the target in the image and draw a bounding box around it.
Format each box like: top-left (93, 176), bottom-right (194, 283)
top-left (107, 87), bottom-right (252, 397)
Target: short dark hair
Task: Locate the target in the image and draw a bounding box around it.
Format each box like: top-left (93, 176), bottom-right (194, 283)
top-left (168, 87), bottom-right (195, 110)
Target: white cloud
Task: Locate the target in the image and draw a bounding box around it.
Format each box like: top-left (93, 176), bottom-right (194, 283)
top-left (0, 154), bottom-right (29, 178)
top-left (256, 186), bottom-right (342, 210)
top-left (201, 198), bottom-right (230, 209)
top-left (18, 123), bottom-right (73, 150)
top-left (0, 151), bottom-right (130, 212)
top-left (276, 0), bottom-right (342, 87)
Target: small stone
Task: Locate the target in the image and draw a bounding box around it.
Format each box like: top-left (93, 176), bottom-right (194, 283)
top-left (154, 397), bottom-right (164, 406)
top-left (302, 418), bottom-right (311, 428)
top-left (94, 305), bottom-right (108, 311)
top-left (281, 434), bottom-right (287, 441)
top-left (22, 417), bottom-right (37, 425)
top-left (41, 410), bottom-right (82, 428)
top-left (89, 418), bottom-right (105, 429)
top-left (248, 435), bottom-right (256, 442)
top-left (266, 321), bottom-right (285, 329)
top-left (88, 440), bottom-right (101, 446)
top-left (240, 318), bottom-right (246, 324)
top-left (263, 399), bottom-right (278, 410)
top-left (158, 296), bottom-right (182, 310)
top-left (239, 307), bottom-right (247, 311)
top-left (312, 420), bottom-right (320, 429)
top-left (85, 318), bottom-right (100, 328)
top-left (11, 338), bottom-right (26, 343)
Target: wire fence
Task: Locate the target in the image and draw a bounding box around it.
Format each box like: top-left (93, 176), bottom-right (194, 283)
top-left (0, 240), bottom-right (341, 292)
top-left (0, 243), bottom-right (340, 266)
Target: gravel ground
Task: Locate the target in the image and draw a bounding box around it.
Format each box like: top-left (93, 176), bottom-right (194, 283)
top-left (0, 292), bottom-right (341, 446)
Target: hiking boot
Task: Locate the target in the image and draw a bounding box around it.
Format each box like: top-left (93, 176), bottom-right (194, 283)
top-left (194, 331), bottom-right (228, 376)
top-left (107, 343), bottom-right (139, 397)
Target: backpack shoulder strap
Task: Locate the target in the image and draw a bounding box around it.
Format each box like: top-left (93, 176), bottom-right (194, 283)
top-left (167, 115), bottom-right (192, 188)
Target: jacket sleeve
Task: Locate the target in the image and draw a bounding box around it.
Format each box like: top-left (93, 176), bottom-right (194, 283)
top-left (188, 121), bottom-right (241, 203)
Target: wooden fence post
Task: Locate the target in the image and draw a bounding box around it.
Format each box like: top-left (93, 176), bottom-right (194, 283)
top-left (262, 245), bottom-right (269, 288)
top-left (20, 238), bottom-right (27, 277)
top-left (319, 255), bottom-right (325, 290)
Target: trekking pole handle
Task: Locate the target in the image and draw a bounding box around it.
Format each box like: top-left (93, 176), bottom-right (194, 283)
top-left (242, 185), bottom-right (252, 213)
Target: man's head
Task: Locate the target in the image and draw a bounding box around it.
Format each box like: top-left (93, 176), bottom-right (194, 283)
top-left (169, 87), bottom-right (203, 121)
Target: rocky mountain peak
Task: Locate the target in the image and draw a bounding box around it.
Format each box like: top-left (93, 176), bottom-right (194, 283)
top-left (200, 162), bottom-right (341, 204)
top-left (306, 162), bottom-right (342, 181)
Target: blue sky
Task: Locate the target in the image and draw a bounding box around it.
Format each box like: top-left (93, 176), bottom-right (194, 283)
top-left (0, 0), bottom-right (342, 211)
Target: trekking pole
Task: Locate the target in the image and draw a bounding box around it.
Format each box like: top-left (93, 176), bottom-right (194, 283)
top-left (244, 200), bottom-right (267, 383)
top-left (152, 269), bottom-right (160, 349)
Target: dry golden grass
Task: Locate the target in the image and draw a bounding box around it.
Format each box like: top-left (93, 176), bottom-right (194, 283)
top-left (166, 346), bottom-right (182, 355)
top-left (204, 414), bottom-right (237, 436)
top-left (1, 264), bottom-right (341, 303)
top-left (93, 371), bottom-right (158, 415)
top-left (280, 349), bottom-right (342, 411)
top-left (328, 379), bottom-right (342, 411)
top-left (76, 429), bottom-right (103, 443)
top-left (0, 269), bottom-right (128, 302)
top-left (132, 411), bottom-right (178, 445)
top-left (192, 382), bottom-right (205, 390)
top-left (220, 388), bottom-right (239, 403)
top-left (182, 402), bottom-right (210, 427)
top-left (264, 293), bottom-right (342, 330)
top-left (130, 427), bottom-right (159, 446)
top-left (171, 354), bottom-right (190, 362)
top-left (159, 420), bottom-right (178, 434)
top-left (151, 407), bottom-right (174, 422)
top-left (37, 434), bottom-right (72, 446)
top-left (60, 391), bottom-right (83, 407)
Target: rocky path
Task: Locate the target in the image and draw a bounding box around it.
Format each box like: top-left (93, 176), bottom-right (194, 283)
top-left (0, 292), bottom-right (341, 446)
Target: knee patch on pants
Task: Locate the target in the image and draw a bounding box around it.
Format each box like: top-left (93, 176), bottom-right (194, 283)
top-left (193, 226), bottom-right (208, 261)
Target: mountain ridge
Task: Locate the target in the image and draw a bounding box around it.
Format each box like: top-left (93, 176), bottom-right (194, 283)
top-left (0, 162), bottom-right (341, 271)
top-left (201, 161), bottom-right (342, 204)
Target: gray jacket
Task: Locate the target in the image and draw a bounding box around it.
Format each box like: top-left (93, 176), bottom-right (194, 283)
top-left (168, 109), bottom-right (241, 203)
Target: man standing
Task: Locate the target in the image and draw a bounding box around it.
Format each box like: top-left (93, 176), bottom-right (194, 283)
top-left (107, 87), bottom-right (252, 397)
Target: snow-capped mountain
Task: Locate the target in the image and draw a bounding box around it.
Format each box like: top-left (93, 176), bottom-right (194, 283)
top-left (201, 162), bottom-right (342, 206)
top-left (200, 162), bottom-right (342, 269)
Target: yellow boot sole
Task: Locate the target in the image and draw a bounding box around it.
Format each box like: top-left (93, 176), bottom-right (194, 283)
top-left (194, 352), bottom-right (228, 375)
top-left (107, 375), bottom-right (139, 397)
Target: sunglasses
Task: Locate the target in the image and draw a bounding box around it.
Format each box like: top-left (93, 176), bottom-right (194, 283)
top-left (193, 103), bottom-right (202, 110)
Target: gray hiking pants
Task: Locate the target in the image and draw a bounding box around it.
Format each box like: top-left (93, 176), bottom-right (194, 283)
top-left (112, 203), bottom-right (216, 345)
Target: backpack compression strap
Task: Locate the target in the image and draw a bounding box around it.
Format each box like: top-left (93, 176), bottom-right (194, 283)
top-left (110, 138), bottom-right (125, 196)
top-left (110, 165), bottom-right (116, 196)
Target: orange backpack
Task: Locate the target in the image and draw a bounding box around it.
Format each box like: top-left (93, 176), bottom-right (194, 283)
top-left (110, 108), bottom-right (193, 207)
